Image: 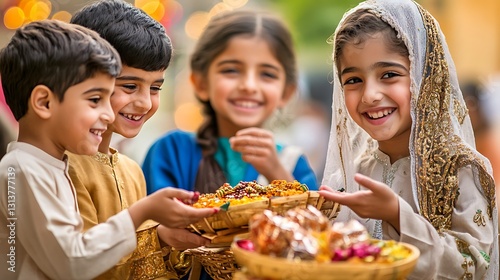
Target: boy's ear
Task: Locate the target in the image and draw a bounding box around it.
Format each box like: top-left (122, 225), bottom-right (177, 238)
top-left (190, 72), bottom-right (209, 101)
top-left (278, 84), bottom-right (296, 108)
top-left (30, 85), bottom-right (55, 119)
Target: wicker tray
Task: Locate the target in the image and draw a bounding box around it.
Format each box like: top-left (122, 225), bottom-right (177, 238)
top-left (307, 191), bottom-right (341, 220)
top-left (231, 239), bottom-right (420, 280)
top-left (190, 192), bottom-right (310, 234)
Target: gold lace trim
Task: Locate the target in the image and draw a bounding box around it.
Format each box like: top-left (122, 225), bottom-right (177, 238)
top-left (414, 4), bottom-right (496, 233)
top-left (92, 147), bottom-right (119, 167)
top-left (95, 225), bottom-right (168, 280)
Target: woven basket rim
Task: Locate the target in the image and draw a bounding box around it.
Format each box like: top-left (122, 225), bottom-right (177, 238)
top-left (231, 239), bottom-right (420, 279)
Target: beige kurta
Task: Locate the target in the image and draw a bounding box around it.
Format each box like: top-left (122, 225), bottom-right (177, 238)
top-left (348, 149), bottom-right (495, 279)
top-left (0, 142), bottom-right (136, 280)
top-left (67, 149), bottom-right (173, 279)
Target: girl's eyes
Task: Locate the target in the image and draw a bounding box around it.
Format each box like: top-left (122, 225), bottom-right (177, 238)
top-left (261, 71), bottom-right (278, 79)
top-left (220, 68), bottom-right (238, 75)
top-left (343, 72), bottom-right (401, 85)
top-left (219, 68), bottom-right (279, 80)
top-left (343, 77), bottom-right (362, 85)
top-left (382, 72), bottom-right (400, 79)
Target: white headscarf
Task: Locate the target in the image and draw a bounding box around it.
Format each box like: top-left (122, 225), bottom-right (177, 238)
top-left (322, 0), bottom-right (497, 278)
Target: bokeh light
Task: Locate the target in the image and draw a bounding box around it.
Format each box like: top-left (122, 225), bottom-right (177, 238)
top-left (174, 103), bottom-right (203, 131)
top-left (223, 0), bottom-right (248, 9)
top-left (160, 0), bottom-right (182, 30)
top-left (51, 11), bottom-right (71, 22)
top-left (208, 2), bottom-right (233, 18)
top-left (136, 0), bottom-right (160, 15)
top-left (29, 0), bottom-right (51, 21)
top-left (185, 11), bottom-right (209, 40)
top-left (4, 7), bottom-right (25, 30)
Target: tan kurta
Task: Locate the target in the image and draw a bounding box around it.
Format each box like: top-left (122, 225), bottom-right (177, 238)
top-left (0, 142), bottom-right (137, 279)
top-left (67, 149), bottom-right (171, 279)
top-left (349, 150), bottom-right (495, 279)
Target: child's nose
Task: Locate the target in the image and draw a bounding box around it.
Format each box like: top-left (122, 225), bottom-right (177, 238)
top-left (103, 101), bottom-right (115, 124)
top-left (135, 90), bottom-right (152, 110)
top-left (361, 83), bottom-right (383, 104)
top-left (240, 73), bottom-right (258, 93)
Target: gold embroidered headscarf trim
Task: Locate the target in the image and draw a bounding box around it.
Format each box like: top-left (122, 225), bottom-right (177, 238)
top-left (414, 4), bottom-right (496, 233)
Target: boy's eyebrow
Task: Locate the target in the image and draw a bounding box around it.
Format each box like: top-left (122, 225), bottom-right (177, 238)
top-left (340, 61), bottom-right (409, 76)
top-left (83, 87), bottom-right (112, 94)
top-left (116, 76), bottom-right (165, 83)
top-left (217, 60), bottom-right (281, 71)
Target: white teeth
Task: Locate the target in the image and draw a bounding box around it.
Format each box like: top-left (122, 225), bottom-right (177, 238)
top-left (123, 114), bottom-right (142, 121)
top-left (90, 129), bottom-right (103, 136)
top-left (367, 109), bottom-right (394, 119)
top-left (234, 101), bottom-right (258, 108)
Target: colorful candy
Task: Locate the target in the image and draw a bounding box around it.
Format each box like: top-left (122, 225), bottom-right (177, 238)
top-left (193, 180), bottom-right (309, 208)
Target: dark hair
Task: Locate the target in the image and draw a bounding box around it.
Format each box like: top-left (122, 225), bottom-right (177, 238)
top-left (191, 10), bottom-right (297, 155)
top-left (334, 9), bottom-right (408, 74)
top-left (0, 20), bottom-right (121, 121)
top-left (71, 0), bottom-right (172, 71)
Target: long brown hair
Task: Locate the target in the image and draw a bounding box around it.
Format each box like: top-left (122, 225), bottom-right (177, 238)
top-left (190, 10), bottom-right (297, 192)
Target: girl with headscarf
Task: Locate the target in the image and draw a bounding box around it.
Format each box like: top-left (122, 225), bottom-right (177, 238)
top-left (319, 0), bottom-right (498, 279)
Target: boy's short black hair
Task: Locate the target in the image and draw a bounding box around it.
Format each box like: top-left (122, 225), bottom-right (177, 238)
top-left (71, 0), bottom-right (172, 71)
top-left (0, 20), bottom-right (122, 121)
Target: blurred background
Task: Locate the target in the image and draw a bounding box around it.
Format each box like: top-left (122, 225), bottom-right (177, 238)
top-left (1, 0), bottom-right (500, 182)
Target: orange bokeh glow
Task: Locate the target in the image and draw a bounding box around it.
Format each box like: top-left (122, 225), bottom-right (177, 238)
top-left (29, 1), bottom-right (51, 21)
top-left (4, 7), bottom-right (25, 30)
top-left (185, 11), bottom-right (209, 40)
top-left (174, 102), bottom-right (203, 131)
top-left (52, 11), bottom-right (72, 23)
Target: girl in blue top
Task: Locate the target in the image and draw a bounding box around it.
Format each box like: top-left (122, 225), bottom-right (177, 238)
top-left (142, 10), bottom-right (318, 196)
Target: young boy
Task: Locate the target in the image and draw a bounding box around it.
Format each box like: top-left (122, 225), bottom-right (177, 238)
top-left (67, 0), bottom-right (209, 278)
top-left (0, 20), bottom-right (215, 280)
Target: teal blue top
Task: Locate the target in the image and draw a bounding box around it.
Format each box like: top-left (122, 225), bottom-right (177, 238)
top-left (214, 138), bottom-right (284, 186)
top-left (142, 130), bottom-right (318, 194)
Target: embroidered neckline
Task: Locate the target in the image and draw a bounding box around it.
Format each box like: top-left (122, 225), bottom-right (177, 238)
top-left (372, 151), bottom-right (409, 240)
top-left (373, 151), bottom-right (410, 187)
top-left (92, 147), bottom-right (119, 167)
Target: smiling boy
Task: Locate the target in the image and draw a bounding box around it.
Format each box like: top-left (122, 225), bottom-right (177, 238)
top-left (67, 0), bottom-right (210, 279)
top-left (0, 19), bottom-right (215, 280)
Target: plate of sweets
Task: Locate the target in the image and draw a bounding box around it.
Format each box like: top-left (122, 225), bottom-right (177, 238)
top-left (186, 181), bottom-right (342, 280)
top-left (190, 180), bottom-right (340, 238)
top-left (190, 180), bottom-right (310, 239)
top-left (186, 180), bottom-right (313, 280)
top-left (231, 205), bottom-right (420, 280)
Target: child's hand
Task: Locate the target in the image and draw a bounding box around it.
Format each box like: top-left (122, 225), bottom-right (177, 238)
top-left (128, 187), bottom-right (218, 229)
top-left (230, 127), bottom-right (293, 181)
top-left (319, 173), bottom-right (400, 231)
top-left (157, 225), bottom-right (210, 250)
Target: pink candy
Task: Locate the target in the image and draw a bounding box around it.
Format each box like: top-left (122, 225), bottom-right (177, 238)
top-left (331, 243), bottom-right (381, 262)
top-left (237, 239), bottom-right (255, 252)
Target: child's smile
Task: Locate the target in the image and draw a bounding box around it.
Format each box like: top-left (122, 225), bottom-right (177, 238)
top-left (109, 66), bottom-right (164, 139)
top-left (120, 113), bottom-right (145, 121)
top-left (339, 32), bottom-right (411, 156)
top-left (194, 35), bottom-right (289, 136)
top-left (365, 108), bottom-right (395, 120)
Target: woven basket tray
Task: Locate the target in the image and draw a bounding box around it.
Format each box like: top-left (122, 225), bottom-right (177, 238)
top-left (307, 191), bottom-right (341, 220)
top-left (190, 192), bottom-right (310, 234)
top-left (231, 240), bottom-right (420, 280)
